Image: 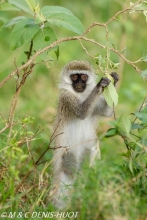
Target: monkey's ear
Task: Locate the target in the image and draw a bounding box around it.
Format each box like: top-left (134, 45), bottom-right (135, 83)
top-left (110, 72), bottom-right (119, 85)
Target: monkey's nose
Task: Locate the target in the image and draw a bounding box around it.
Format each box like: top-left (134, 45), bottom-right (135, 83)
top-left (77, 84), bottom-right (81, 89)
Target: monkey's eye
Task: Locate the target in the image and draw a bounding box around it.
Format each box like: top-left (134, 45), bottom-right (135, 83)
top-left (71, 74), bottom-right (78, 81)
top-left (81, 74), bottom-right (88, 81)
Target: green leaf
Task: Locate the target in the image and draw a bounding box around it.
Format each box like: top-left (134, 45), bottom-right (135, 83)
top-left (130, 2), bottom-right (143, 9)
top-left (120, 46), bottom-right (126, 54)
top-left (0, 14), bottom-right (7, 24)
top-left (117, 114), bottom-right (131, 136)
top-left (111, 43), bottom-right (117, 50)
top-left (119, 151), bottom-right (130, 158)
top-left (141, 134), bottom-right (147, 146)
top-left (8, 0), bottom-right (32, 14)
top-left (131, 123), bottom-right (144, 130)
top-left (141, 69), bottom-right (147, 78)
top-left (129, 158), bottom-right (134, 174)
top-left (94, 53), bottom-right (105, 65)
top-left (10, 19), bottom-right (40, 50)
top-left (113, 63), bottom-right (120, 69)
top-left (33, 26), bottom-right (57, 61)
top-left (130, 2), bottom-right (134, 7)
top-left (41, 6), bottom-right (74, 16)
top-left (105, 128), bottom-right (117, 137)
top-left (140, 50), bottom-right (147, 62)
top-left (103, 82), bottom-right (118, 107)
top-left (55, 46), bottom-right (60, 60)
top-left (1, 16), bottom-right (27, 29)
top-left (0, 2), bottom-right (20, 11)
top-left (109, 61), bottom-right (120, 69)
top-left (41, 6), bottom-right (84, 35)
top-left (143, 10), bottom-right (147, 22)
top-left (134, 112), bottom-right (147, 124)
top-left (25, 0), bottom-right (36, 12)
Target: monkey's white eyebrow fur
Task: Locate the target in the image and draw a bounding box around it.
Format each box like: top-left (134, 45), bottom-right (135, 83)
top-left (68, 70), bottom-right (91, 75)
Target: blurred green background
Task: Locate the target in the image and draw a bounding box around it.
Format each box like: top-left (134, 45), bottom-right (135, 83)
top-left (0, 1), bottom-right (147, 218)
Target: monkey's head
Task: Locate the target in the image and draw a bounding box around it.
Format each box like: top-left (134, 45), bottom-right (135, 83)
top-left (59, 60), bottom-right (96, 93)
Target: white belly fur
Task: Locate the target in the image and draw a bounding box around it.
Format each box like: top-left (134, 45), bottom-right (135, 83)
top-left (62, 117), bottom-right (97, 160)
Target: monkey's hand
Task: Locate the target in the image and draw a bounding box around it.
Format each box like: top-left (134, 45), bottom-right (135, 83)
top-left (97, 77), bottom-right (111, 89)
top-left (110, 72), bottom-right (119, 85)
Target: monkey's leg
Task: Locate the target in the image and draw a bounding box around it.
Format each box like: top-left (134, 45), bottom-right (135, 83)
top-left (53, 172), bottom-right (74, 209)
top-left (52, 151), bottom-right (78, 209)
top-left (90, 141), bottom-right (101, 167)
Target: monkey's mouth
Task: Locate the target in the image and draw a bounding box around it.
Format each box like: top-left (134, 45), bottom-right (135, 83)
top-left (73, 84), bottom-right (86, 92)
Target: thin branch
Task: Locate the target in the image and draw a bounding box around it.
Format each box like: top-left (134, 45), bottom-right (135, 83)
top-left (7, 62), bottom-right (36, 143)
top-left (0, 125), bottom-right (9, 134)
top-left (35, 120), bottom-right (63, 166)
top-left (132, 93), bottom-right (147, 123)
top-left (7, 89), bottom-right (21, 143)
top-left (14, 58), bottom-right (20, 90)
top-left (109, 47), bottom-right (141, 74)
top-left (106, 0), bottom-right (143, 25)
top-left (82, 22), bottom-right (106, 36)
top-left (0, 37), bottom-right (79, 89)
top-left (0, 112), bottom-right (7, 123)
top-left (105, 25), bottom-right (109, 71)
top-left (16, 63), bottom-right (35, 91)
top-left (26, 137), bottom-right (35, 165)
top-left (26, 40), bottom-right (33, 61)
top-left (78, 39), bottom-right (95, 59)
top-left (15, 169), bottom-right (33, 192)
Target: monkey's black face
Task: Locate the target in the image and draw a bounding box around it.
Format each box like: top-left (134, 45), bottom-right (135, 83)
top-left (70, 74), bottom-right (88, 92)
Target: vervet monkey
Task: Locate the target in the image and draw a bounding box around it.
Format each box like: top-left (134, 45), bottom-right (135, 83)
top-left (51, 60), bottom-right (119, 209)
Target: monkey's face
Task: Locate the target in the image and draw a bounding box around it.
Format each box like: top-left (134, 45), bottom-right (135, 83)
top-left (70, 74), bottom-right (88, 92)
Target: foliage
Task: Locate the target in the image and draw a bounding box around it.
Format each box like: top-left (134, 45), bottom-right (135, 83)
top-left (0, 0), bottom-right (147, 219)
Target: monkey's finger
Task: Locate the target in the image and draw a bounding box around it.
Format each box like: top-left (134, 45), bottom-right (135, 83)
top-left (98, 77), bottom-right (111, 88)
top-left (110, 72), bottom-right (119, 83)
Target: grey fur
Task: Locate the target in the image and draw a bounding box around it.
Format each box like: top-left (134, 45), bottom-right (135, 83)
top-left (50, 60), bottom-right (118, 209)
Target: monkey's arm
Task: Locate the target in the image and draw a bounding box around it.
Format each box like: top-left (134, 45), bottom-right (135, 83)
top-left (60, 77), bottom-right (110, 120)
top-left (92, 95), bottom-right (113, 117)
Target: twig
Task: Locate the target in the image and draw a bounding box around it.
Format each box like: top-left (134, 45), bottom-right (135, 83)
top-left (2, 40), bottom-right (37, 142)
top-left (105, 25), bottom-right (109, 71)
top-left (0, 125), bottom-right (9, 134)
top-left (0, 112), bottom-right (7, 123)
top-left (82, 22), bottom-right (106, 36)
top-left (110, 47), bottom-right (141, 73)
top-left (26, 40), bottom-right (33, 61)
top-left (14, 58), bottom-right (20, 90)
top-left (132, 93), bottom-right (147, 123)
top-left (106, 0), bottom-right (143, 25)
top-left (35, 120), bottom-right (63, 166)
top-left (26, 137), bottom-right (35, 165)
top-left (17, 127), bottom-right (42, 148)
top-left (15, 169), bottom-right (33, 192)
top-left (16, 63), bottom-right (35, 91)
top-left (7, 89), bottom-right (21, 143)
top-left (78, 39), bottom-right (95, 59)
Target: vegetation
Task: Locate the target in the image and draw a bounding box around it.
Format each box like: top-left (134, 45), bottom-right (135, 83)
top-left (0, 0), bottom-right (147, 219)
